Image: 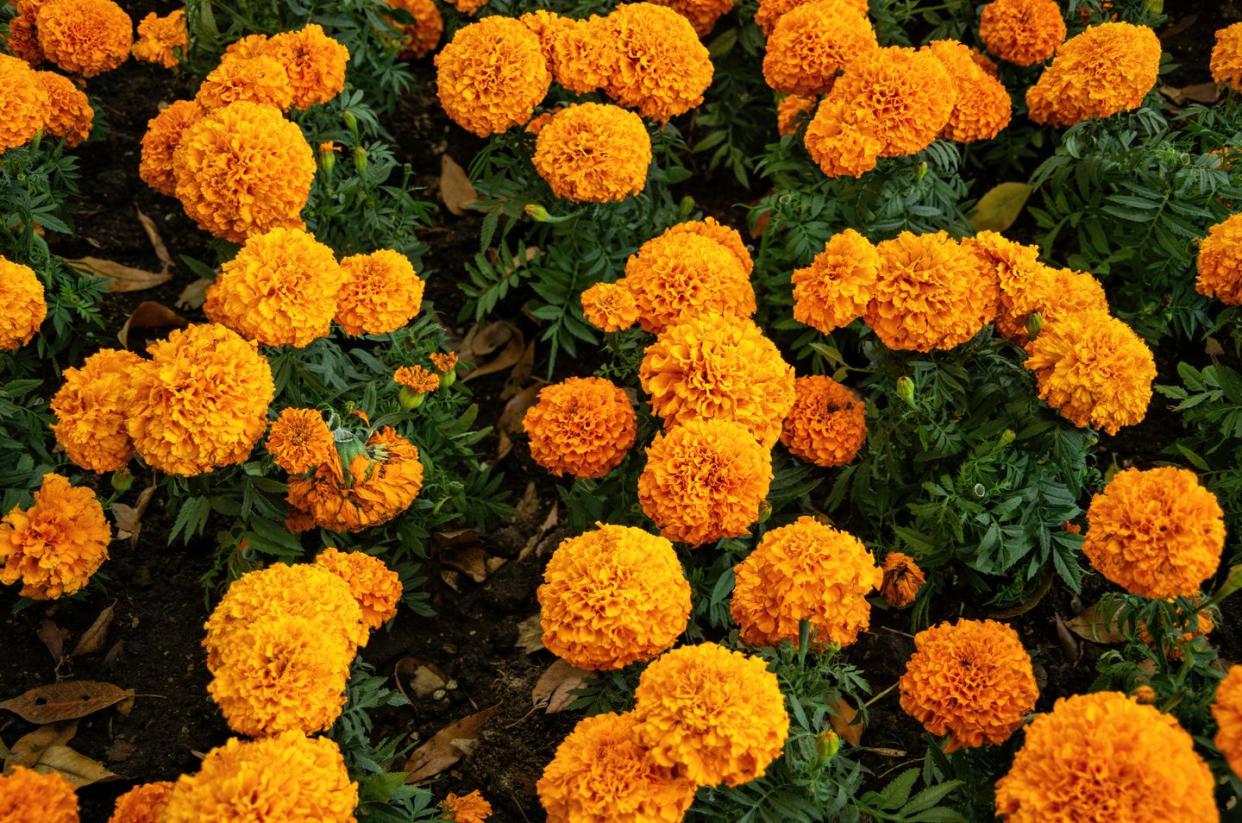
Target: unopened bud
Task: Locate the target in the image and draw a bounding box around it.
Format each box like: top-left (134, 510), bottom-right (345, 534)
top-left (816, 730), bottom-right (841, 764)
top-left (758, 500), bottom-right (772, 524)
top-left (110, 468), bottom-right (134, 493)
top-left (896, 376), bottom-right (916, 407)
top-left (1026, 311), bottom-right (1043, 340)
top-left (353, 147), bottom-right (367, 174)
top-left (678, 195), bottom-right (695, 217)
top-left (1133, 685), bottom-right (1157, 704)
top-left (525, 203), bottom-right (551, 222)
top-left (916, 161), bottom-right (928, 180)
top-left (999, 429), bottom-right (1016, 447)
top-left (1216, 564), bottom-right (1242, 602)
top-left (398, 387), bottom-right (426, 410)
top-left (342, 110), bottom-right (358, 134)
top-left (439, 370), bottom-right (457, 389)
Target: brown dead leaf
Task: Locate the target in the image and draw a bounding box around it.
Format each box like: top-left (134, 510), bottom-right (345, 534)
top-left (515, 481), bottom-right (540, 522)
top-left (37, 621), bottom-right (68, 665)
top-left (4, 723), bottom-right (77, 771)
top-left (0, 681), bottom-right (134, 724)
top-left (176, 277), bottom-right (211, 310)
top-left (404, 705), bottom-right (498, 783)
top-left (501, 341), bottom-right (536, 400)
top-left (442, 546), bottom-right (490, 584)
top-left (72, 603), bottom-right (115, 657)
top-left (394, 658), bottom-right (451, 702)
top-left (439, 154), bottom-right (479, 217)
top-left (496, 385), bottom-right (541, 461)
top-left (532, 660), bottom-right (590, 714)
top-left (515, 614), bottom-right (544, 654)
top-left (135, 208), bottom-right (173, 273)
top-left (34, 744), bottom-right (119, 787)
top-left (111, 485), bottom-right (156, 542)
top-left (1054, 614), bottom-right (1082, 664)
top-left (1065, 602), bottom-right (1127, 644)
top-left (1160, 82), bottom-right (1220, 106)
top-left (106, 739), bottom-right (137, 764)
top-left (518, 503), bottom-right (559, 562)
top-left (462, 332), bottom-right (525, 383)
top-left (118, 301), bottom-right (187, 349)
top-left (103, 641), bottom-right (125, 666)
top-left (827, 696), bottom-right (863, 747)
top-left (69, 257), bottom-right (170, 292)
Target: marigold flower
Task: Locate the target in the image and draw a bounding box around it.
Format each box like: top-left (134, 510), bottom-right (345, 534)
top-left (334, 249), bottom-right (424, 336)
top-left (832, 46), bottom-right (956, 158)
top-left (928, 40), bottom-right (1011, 143)
top-left (430, 352), bottom-right (457, 374)
top-left (0, 472), bottom-right (109, 600)
top-left (1197, 212), bottom-right (1242, 305)
top-left (537, 712), bottom-right (697, 822)
top-left (649, 0), bottom-right (732, 36)
top-left (755, 0), bottom-right (867, 36)
top-left (315, 547), bottom-right (403, 629)
top-left (132, 9), bottom-right (187, 68)
top-left (663, 216), bottom-right (754, 274)
top-left (127, 323), bottom-right (275, 476)
top-left (791, 228), bottom-right (880, 334)
top-left (386, 0), bottom-right (442, 59)
top-left (0, 54), bottom-right (49, 152)
top-left (633, 642), bottom-right (789, 786)
top-left (962, 231), bottom-right (1046, 341)
top-left (51, 348), bottom-right (143, 472)
top-left (519, 9), bottom-right (572, 61)
top-left (393, 364), bottom-right (440, 394)
top-left (777, 93), bottom-right (817, 136)
top-left (447, 0), bottom-right (488, 13)
top-left (523, 376), bottom-right (637, 479)
top-left (1212, 22), bottom-right (1242, 93)
top-left (1026, 23), bottom-right (1161, 127)
top-left (544, 17), bottom-right (610, 95)
top-left (108, 781), bottom-right (174, 823)
top-left (532, 103), bottom-right (651, 203)
top-left (880, 551), bottom-right (924, 607)
top-left (267, 407), bottom-right (334, 474)
top-left (595, 4), bottom-right (713, 122)
top-left (640, 312), bottom-right (795, 447)
top-left (0, 767), bottom-right (78, 823)
top-left (1023, 309), bottom-right (1154, 435)
top-left (0, 255), bottom-right (46, 350)
top-left (621, 230), bottom-right (755, 333)
top-left (1033, 267), bottom-right (1108, 338)
top-left (435, 17), bottom-right (551, 137)
top-left (442, 791), bottom-right (492, 823)
top-left (978, 0), bottom-right (1065, 67)
top-left (899, 618), bottom-right (1038, 750)
top-left (36, 70), bottom-right (93, 146)
top-left (762, 0), bottom-right (877, 96)
top-left (803, 95), bottom-right (882, 177)
top-left (139, 99), bottom-right (203, 197)
top-left (539, 524), bottom-right (690, 670)
top-left (195, 54), bottom-right (294, 110)
top-left (1083, 467), bottom-right (1224, 600)
top-left (995, 692), bottom-right (1217, 821)
top-left (163, 732), bottom-right (358, 823)
top-left (261, 24), bottom-right (349, 109)
top-left (36, 0), bottom-right (131, 77)
top-left (581, 282), bottom-right (639, 331)
top-left (5, 6), bottom-right (43, 66)
top-left (779, 375), bottom-right (867, 467)
top-left (1213, 665), bottom-right (1242, 777)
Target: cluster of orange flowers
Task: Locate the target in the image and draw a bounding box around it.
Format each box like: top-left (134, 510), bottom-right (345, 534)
top-left (0, 53), bottom-right (94, 154)
top-left (23, 0), bottom-right (131, 77)
top-left (0, 472), bottom-right (109, 600)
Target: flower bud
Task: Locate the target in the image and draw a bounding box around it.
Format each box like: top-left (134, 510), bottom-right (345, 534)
top-left (816, 730), bottom-right (841, 764)
top-left (1215, 564), bottom-right (1242, 602)
top-left (973, 483), bottom-right (986, 499)
top-left (342, 110), bottom-right (358, 135)
top-left (896, 376), bottom-right (916, 407)
top-left (678, 195), bottom-right (695, 218)
top-left (1133, 685), bottom-right (1157, 704)
top-left (398, 387), bottom-right (426, 410)
top-left (439, 370), bottom-right (457, 389)
top-left (353, 146), bottom-right (368, 174)
top-left (758, 500), bottom-right (772, 524)
top-left (110, 468), bottom-right (134, 493)
top-left (1025, 311), bottom-right (1043, 340)
top-left (999, 429), bottom-right (1016, 447)
top-left (916, 161), bottom-right (928, 180)
top-left (525, 203), bottom-right (551, 222)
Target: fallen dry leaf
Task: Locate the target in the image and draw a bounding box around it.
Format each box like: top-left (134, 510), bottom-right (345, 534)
top-left (496, 384), bottom-right (541, 461)
top-left (828, 696), bottom-right (863, 747)
top-left (532, 660), bottom-right (590, 714)
top-left (1065, 602), bottom-right (1127, 644)
top-left (4, 723), bottom-right (77, 771)
top-left (1160, 82), bottom-right (1220, 106)
top-left (111, 485), bottom-right (156, 543)
top-left (135, 208), bottom-right (173, 273)
top-left (32, 744), bottom-right (119, 787)
top-left (515, 614), bottom-right (544, 654)
top-left (518, 503), bottom-right (559, 562)
top-left (439, 154), bottom-right (479, 217)
top-left (72, 603), bottom-right (116, 657)
top-left (441, 546), bottom-right (491, 584)
top-left (515, 481), bottom-right (540, 522)
top-left (118, 301), bottom-right (187, 349)
top-left (37, 620), bottom-right (68, 665)
top-left (462, 331), bottom-right (526, 383)
top-left (176, 277), bottom-right (211, 310)
top-left (404, 705), bottom-right (498, 783)
top-left (394, 657), bottom-right (450, 700)
top-left (69, 257), bottom-right (170, 293)
top-left (501, 340), bottom-right (536, 401)
top-left (0, 681), bottom-right (134, 724)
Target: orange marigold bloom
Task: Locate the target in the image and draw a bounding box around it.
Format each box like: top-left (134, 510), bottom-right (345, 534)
top-left (127, 323), bottom-right (275, 476)
top-left (0, 255), bottom-right (46, 350)
top-left (581, 281), bottom-right (639, 332)
top-left (866, 231), bottom-right (998, 352)
top-left (5, 6), bottom-right (43, 66)
top-left (1023, 309), bottom-right (1154, 435)
top-left (899, 618), bottom-right (1037, 751)
top-left (1213, 665), bottom-right (1242, 777)
top-left (1020, 266), bottom-right (1108, 345)
top-left (928, 40), bottom-right (1011, 143)
top-left (962, 231), bottom-right (1046, 342)
top-left (978, 0), bottom-right (1065, 67)
top-left (755, 0), bottom-right (868, 36)
top-left (442, 791), bottom-right (492, 823)
top-left (621, 230), bottom-right (755, 333)
top-left (267, 407), bottom-right (334, 474)
top-left (803, 95), bottom-right (882, 177)
top-left (1083, 467), bottom-right (1224, 600)
top-left (544, 16), bottom-right (611, 95)
top-left (650, 0), bottom-right (732, 36)
top-left (435, 17), bottom-right (550, 137)
top-left (393, 364), bottom-right (440, 394)
top-left (315, 547), bottom-right (403, 629)
top-left (108, 781), bottom-right (174, 823)
top-left (0, 767), bottom-right (78, 823)
top-left (51, 348), bottom-right (144, 472)
top-left (446, 0), bottom-right (488, 13)
top-left (206, 227), bottom-right (342, 348)
top-left (533, 103), bottom-right (651, 203)
top-left (163, 732), bottom-right (358, 823)
top-left (1212, 22), bottom-right (1242, 93)
top-left (36, 0), bottom-right (130, 77)
top-left (263, 24), bottom-right (349, 109)
top-left (387, 0), bottom-right (442, 59)
top-left (777, 93), bottom-right (817, 136)
top-left (36, 70), bottom-right (93, 146)
top-left (779, 375), bottom-right (867, 467)
top-left (0, 472), bottom-right (109, 600)
top-left (662, 216), bottom-right (754, 274)
top-left (762, 0), bottom-right (877, 96)
top-left (523, 376), bottom-right (637, 479)
top-left (638, 418), bottom-right (772, 546)
top-left (995, 692), bottom-right (1217, 822)
top-left (732, 516), bottom-right (880, 648)
top-left (1197, 212), bottom-right (1242, 305)
top-left (595, 4), bottom-right (713, 122)
top-left (138, 99), bottom-right (203, 197)
top-left (538, 524), bottom-right (690, 670)
top-left (430, 352), bottom-right (457, 374)
top-left (0, 53), bottom-right (48, 152)
top-left (195, 54), bottom-right (294, 111)
top-left (640, 312), bottom-right (795, 447)
top-left (633, 642), bottom-right (789, 786)
top-left (791, 228), bottom-right (880, 334)
top-left (880, 551), bottom-right (924, 607)
top-left (335, 249), bottom-right (424, 336)
top-left (132, 9), bottom-right (187, 68)
top-left (537, 712), bottom-right (697, 823)
top-left (1026, 23), bottom-right (1161, 127)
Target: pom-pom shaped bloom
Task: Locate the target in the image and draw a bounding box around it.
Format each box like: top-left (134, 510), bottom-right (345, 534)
top-left (0, 54), bottom-right (48, 152)
top-left (596, 3), bottom-right (713, 122)
top-left (1213, 665), bottom-right (1242, 778)
top-left (640, 312), bottom-right (795, 447)
top-left (132, 9), bottom-right (187, 68)
top-left (762, 0), bottom-right (877, 96)
top-left (537, 712), bottom-right (697, 822)
top-left (205, 227), bottom-right (343, 348)
top-left (0, 472), bottom-right (109, 600)
top-left (387, 0), bottom-right (443, 59)
top-left (777, 93), bottom-right (817, 136)
top-left (441, 791), bottom-right (492, 823)
top-left (791, 228), bottom-right (880, 334)
top-left (0, 255), bottom-right (46, 350)
top-left (0, 767), bottom-right (78, 823)
top-left (899, 618), bottom-right (1038, 750)
top-left (880, 551), bottom-right (924, 607)
top-left (1026, 23), bottom-right (1161, 127)
top-left (1197, 212), bottom-right (1242, 305)
top-left (315, 547), bottom-right (403, 629)
top-left (1083, 467), bottom-right (1224, 600)
top-left (5, 4), bottom-right (43, 66)
top-left (866, 231), bottom-right (997, 352)
top-left (196, 54), bottom-right (294, 111)
top-left (533, 103), bottom-right (651, 203)
top-left (732, 516), bottom-right (880, 648)
top-left (262, 24), bottom-right (349, 109)
top-left (581, 281), bottom-right (639, 331)
top-left (755, 0), bottom-right (867, 36)
top-left (928, 40), bottom-right (1011, 143)
top-left (127, 323), bottom-right (275, 476)
top-left (633, 643), bottom-right (789, 786)
top-left (539, 524), bottom-right (690, 670)
top-left (523, 377), bottom-right (637, 479)
top-left (36, 0), bottom-right (131, 77)
top-left (779, 375), bottom-right (867, 467)
top-left (1212, 22), bottom-right (1242, 93)
top-left (139, 100), bottom-right (203, 197)
top-left (267, 407), bottom-right (334, 474)
top-left (803, 95), bottom-right (882, 177)
top-left (662, 216), bottom-right (754, 274)
top-left (435, 17), bottom-right (551, 137)
top-left (523, 15), bottom-right (607, 94)
top-left (650, 0), bottom-right (733, 36)
top-left (978, 0), bottom-right (1065, 67)
top-left (962, 231), bottom-right (1046, 341)
top-left (1023, 309), bottom-right (1154, 434)
top-left (622, 231), bottom-right (755, 333)
top-left (51, 348), bottom-right (144, 472)
top-left (37, 71), bottom-right (93, 146)
top-left (639, 419), bottom-right (772, 546)
top-left (1038, 267), bottom-right (1109, 326)
top-left (334, 249), bottom-right (424, 336)
top-left (108, 782), bottom-right (174, 823)
top-left (163, 732), bottom-right (358, 823)
top-left (995, 692), bottom-right (1217, 821)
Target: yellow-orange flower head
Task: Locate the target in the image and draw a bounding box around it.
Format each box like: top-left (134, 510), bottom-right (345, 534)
top-left (663, 216), bottom-right (754, 274)
top-left (37, 70), bottom-right (93, 147)
top-left (51, 348), bottom-right (144, 472)
top-left (596, 3), bottom-right (713, 122)
top-left (132, 9), bottom-right (187, 68)
top-left (928, 40), bottom-right (1011, 143)
top-left (899, 618), bottom-right (1037, 751)
top-left (633, 642), bottom-right (789, 786)
top-left (755, 0), bottom-right (868, 37)
top-left (762, 0), bottom-right (877, 96)
top-left (1197, 212), bottom-right (1242, 305)
top-left (335, 249), bottom-right (424, 336)
top-left (533, 103), bottom-right (651, 203)
top-left (0, 54), bottom-right (48, 153)
top-left (0, 255), bottom-right (46, 350)
top-left (387, 0), bottom-right (443, 59)
top-left (791, 228), bottom-right (880, 334)
top-left (581, 281), bottom-right (639, 332)
top-left (195, 54), bottom-right (294, 111)
top-left (521, 14), bottom-right (607, 95)
top-left (393, 364), bottom-right (439, 394)
top-left (139, 100), bottom-right (203, 197)
top-left (639, 418), bottom-right (772, 546)
top-left (267, 407), bottom-right (335, 475)
top-left (263, 24), bottom-right (349, 109)
top-left (732, 515), bottom-right (880, 648)
top-left (622, 230), bottom-right (755, 333)
top-left (537, 712), bottom-right (697, 823)
top-left (978, 0), bottom-right (1065, 67)
top-left (205, 227), bottom-right (343, 348)
top-left (315, 547), bottom-right (403, 630)
top-left (1083, 467), bottom-right (1224, 600)
top-left (0, 472), bottom-right (109, 600)
top-left (0, 767), bottom-right (78, 823)
top-left (523, 376), bottom-right (637, 479)
top-left (435, 17), bottom-right (551, 137)
top-left (777, 93), bottom-right (817, 136)
top-left (640, 312), bottom-right (795, 447)
top-left (880, 551), bottom-right (924, 607)
top-left (780, 375), bottom-right (867, 467)
top-left (173, 101), bottom-right (314, 242)
top-left (36, 0), bottom-right (131, 77)
top-left (538, 524), bottom-right (690, 670)
top-left (163, 732), bottom-right (358, 823)
top-left (108, 781), bottom-right (175, 823)
top-left (1026, 23), bottom-right (1161, 127)
top-left (962, 231), bottom-right (1046, 341)
top-left (127, 323), bottom-right (275, 476)
top-left (1212, 22), bottom-right (1242, 93)
top-left (995, 692), bottom-right (1217, 822)
top-left (649, 0), bottom-right (733, 36)
top-left (1213, 665), bottom-right (1242, 778)
top-left (803, 95), bottom-right (883, 177)
top-left (1023, 309), bottom-right (1154, 435)
top-left (441, 791), bottom-right (492, 823)
top-left (5, 4), bottom-right (44, 67)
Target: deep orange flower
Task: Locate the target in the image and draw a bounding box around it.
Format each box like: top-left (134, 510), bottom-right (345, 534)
top-left (1213, 665), bottom-right (1242, 778)
top-left (581, 282), bottom-right (639, 331)
top-left (1212, 22), bottom-right (1242, 93)
top-left (1197, 212), bottom-right (1242, 305)
top-left (36, 0), bottom-right (131, 77)
top-left (0, 53), bottom-right (49, 152)
top-left (544, 16), bottom-right (611, 95)
top-left (978, 0), bottom-right (1065, 67)
top-left (533, 103), bottom-right (651, 203)
top-left (37, 70), bottom-right (93, 146)
top-left (803, 95), bottom-right (882, 177)
top-left (335, 249), bottom-right (424, 336)
top-left (595, 3), bottom-right (713, 122)
top-left (5, 4), bottom-right (44, 66)
top-left (435, 17), bottom-right (551, 137)
top-left (446, 0), bottom-right (488, 13)
top-left (263, 24), bottom-right (349, 109)
top-left (523, 376), bottom-right (637, 479)
top-left (791, 228), bottom-right (880, 334)
top-left (132, 9), bottom-right (187, 68)
top-left (0, 767), bottom-right (78, 823)
top-left (315, 547), bottom-right (403, 630)
top-left (195, 54), bottom-right (294, 110)
top-left (649, 0), bottom-right (733, 36)
top-left (755, 0), bottom-right (868, 36)
top-left (928, 40), bottom-right (1011, 143)
top-left (267, 407), bottom-right (335, 475)
top-left (777, 93), bottom-right (817, 136)
top-left (139, 99), bottom-right (204, 197)
top-left (0, 255), bottom-right (46, 350)
top-left (441, 790), bottom-right (492, 823)
top-left (108, 781), bottom-right (174, 823)
top-left (621, 228), bottom-right (755, 333)
top-left (387, 0), bottom-right (443, 59)
top-left (430, 352), bottom-right (457, 374)
top-left (663, 216), bottom-right (753, 274)
top-left (51, 348), bottom-right (144, 472)
top-left (1026, 23), bottom-right (1161, 127)
top-left (762, 0), bottom-right (876, 96)
top-left (779, 375), bottom-right (867, 467)
top-left (393, 364), bottom-right (440, 394)
top-left (0, 472), bottom-right (110, 600)
top-left (879, 552), bottom-right (924, 607)
top-left (962, 231), bottom-right (1046, 342)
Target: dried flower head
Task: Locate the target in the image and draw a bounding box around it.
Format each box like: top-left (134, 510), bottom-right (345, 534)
top-left (263, 24), bottom-right (349, 109)
top-left (435, 17), bottom-right (551, 137)
top-left (0, 54), bottom-right (49, 153)
top-left (441, 790), bottom-right (492, 823)
top-left (335, 249), bottom-right (424, 336)
top-left (1212, 22), bottom-right (1242, 93)
top-left (107, 781), bottom-right (174, 823)
top-left (0, 255), bottom-right (46, 350)
top-left (780, 375), bottom-right (867, 467)
top-left (880, 552), bottom-right (924, 607)
top-left (581, 282), bottom-right (639, 332)
top-left (622, 230), bottom-right (755, 333)
top-left (1026, 22), bottom-right (1161, 127)
top-left (928, 40), bottom-right (1011, 143)
top-left (533, 103), bottom-right (651, 203)
top-left (267, 407), bottom-right (334, 475)
top-left (792, 228), bottom-right (880, 334)
top-left (595, 3), bottom-right (713, 122)
top-left (196, 54), bottom-right (294, 110)
top-left (51, 348), bottom-right (144, 472)
top-left (36, 0), bottom-right (131, 77)
top-left (139, 100), bottom-right (203, 197)
top-left (0, 767), bottom-right (78, 823)
top-left (0, 473), bottom-right (109, 599)
top-left (762, 0), bottom-right (876, 96)
top-left (315, 547), bottom-right (403, 630)
top-left (1197, 212), bottom-right (1242, 305)
top-left (37, 70), bottom-right (93, 146)
top-left (387, 0), bottom-right (443, 59)
top-left (523, 376), bottom-right (637, 479)
top-left (1213, 665), bottom-right (1242, 778)
top-left (978, 0), bottom-right (1065, 67)
top-left (132, 9), bottom-right (187, 68)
